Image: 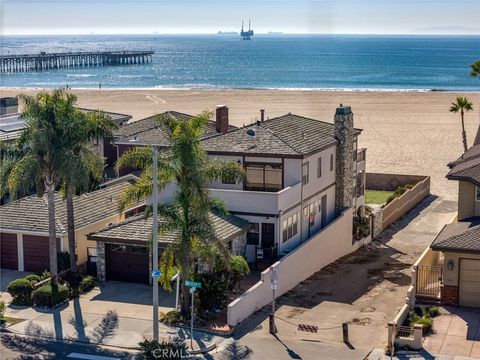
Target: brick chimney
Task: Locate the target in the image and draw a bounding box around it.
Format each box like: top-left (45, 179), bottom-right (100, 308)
top-left (260, 109), bottom-right (265, 121)
top-left (334, 104), bottom-right (354, 213)
top-left (216, 105), bottom-right (229, 134)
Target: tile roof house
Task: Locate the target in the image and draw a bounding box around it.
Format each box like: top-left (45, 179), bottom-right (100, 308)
top-left (87, 212), bottom-right (249, 283)
top-left (110, 104), bottom-right (367, 268)
top-left (0, 175), bottom-right (143, 273)
top-left (425, 133), bottom-right (480, 308)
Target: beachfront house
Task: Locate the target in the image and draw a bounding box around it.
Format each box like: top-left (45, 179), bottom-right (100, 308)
top-left (105, 105), bottom-right (367, 265)
top-left (413, 134), bottom-right (480, 308)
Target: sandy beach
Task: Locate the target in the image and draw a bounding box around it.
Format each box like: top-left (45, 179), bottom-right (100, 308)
top-left (2, 88), bottom-right (480, 200)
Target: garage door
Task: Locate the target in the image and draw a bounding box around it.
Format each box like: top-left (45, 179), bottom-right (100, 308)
top-left (459, 259), bottom-right (480, 308)
top-left (106, 244), bottom-right (149, 284)
top-left (23, 235), bottom-right (60, 273)
top-left (0, 233), bottom-right (18, 270)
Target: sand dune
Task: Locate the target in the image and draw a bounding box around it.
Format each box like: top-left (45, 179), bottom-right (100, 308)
top-left (3, 88), bottom-right (480, 200)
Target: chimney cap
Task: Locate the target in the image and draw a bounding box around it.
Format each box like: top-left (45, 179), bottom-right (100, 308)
top-left (335, 105), bottom-right (352, 115)
top-left (216, 104), bottom-right (227, 108)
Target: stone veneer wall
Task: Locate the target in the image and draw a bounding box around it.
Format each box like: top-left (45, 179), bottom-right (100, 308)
top-left (96, 241), bottom-right (106, 282)
top-left (231, 233), bottom-right (247, 257)
top-left (334, 106), bottom-right (354, 214)
top-left (441, 285), bottom-right (458, 306)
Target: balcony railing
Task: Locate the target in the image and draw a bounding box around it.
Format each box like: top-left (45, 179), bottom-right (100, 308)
top-left (357, 148), bottom-right (366, 163)
top-left (208, 182), bottom-right (302, 214)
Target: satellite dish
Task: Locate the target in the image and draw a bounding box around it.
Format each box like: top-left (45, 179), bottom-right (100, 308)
top-left (246, 128), bottom-right (256, 137)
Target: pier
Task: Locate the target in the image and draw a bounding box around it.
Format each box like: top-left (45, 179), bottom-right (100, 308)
top-left (0, 50), bottom-right (154, 73)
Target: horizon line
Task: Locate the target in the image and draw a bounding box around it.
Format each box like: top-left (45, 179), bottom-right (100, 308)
top-left (3, 32), bottom-right (480, 37)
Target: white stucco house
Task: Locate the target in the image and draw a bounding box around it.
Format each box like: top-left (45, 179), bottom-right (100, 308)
top-left (106, 105), bottom-right (366, 265)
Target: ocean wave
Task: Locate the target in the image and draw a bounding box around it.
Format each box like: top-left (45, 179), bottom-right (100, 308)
top-left (66, 74), bottom-right (97, 78)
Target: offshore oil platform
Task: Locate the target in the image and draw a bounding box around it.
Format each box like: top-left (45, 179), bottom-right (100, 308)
top-left (240, 20), bottom-right (254, 40)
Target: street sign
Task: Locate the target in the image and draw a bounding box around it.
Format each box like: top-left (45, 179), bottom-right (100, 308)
top-left (298, 324), bottom-right (318, 333)
top-left (270, 268), bottom-right (278, 290)
top-left (185, 280), bottom-right (202, 289)
top-left (151, 270), bottom-right (161, 278)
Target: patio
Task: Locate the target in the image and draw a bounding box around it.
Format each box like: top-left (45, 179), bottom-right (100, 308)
top-left (423, 306), bottom-right (480, 358)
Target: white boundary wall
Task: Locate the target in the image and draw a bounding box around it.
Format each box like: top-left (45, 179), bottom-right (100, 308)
top-left (227, 207), bottom-right (354, 326)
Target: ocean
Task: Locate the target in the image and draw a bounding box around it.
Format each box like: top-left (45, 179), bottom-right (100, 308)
top-left (1, 34), bottom-right (479, 91)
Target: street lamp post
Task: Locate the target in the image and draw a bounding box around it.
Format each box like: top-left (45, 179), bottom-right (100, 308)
top-left (152, 145), bottom-right (159, 341)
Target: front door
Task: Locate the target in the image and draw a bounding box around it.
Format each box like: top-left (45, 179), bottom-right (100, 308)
top-left (261, 223), bottom-right (275, 260)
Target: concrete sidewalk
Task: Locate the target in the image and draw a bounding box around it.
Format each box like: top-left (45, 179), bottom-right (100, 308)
top-left (3, 281), bottom-right (221, 350)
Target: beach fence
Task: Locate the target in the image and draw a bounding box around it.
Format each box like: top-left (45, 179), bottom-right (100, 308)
top-left (367, 173), bottom-right (430, 238)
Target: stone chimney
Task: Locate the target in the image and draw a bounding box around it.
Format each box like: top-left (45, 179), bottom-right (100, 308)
top-left (216, 105), bottom-right (229, 134)
top-left (260, 109), bottom-right (265, 122)
top-left (334, 104), bottom-right (354, 213)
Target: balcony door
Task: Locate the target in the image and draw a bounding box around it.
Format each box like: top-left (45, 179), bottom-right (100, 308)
top-left (261, 223), bottom-right (276, 260)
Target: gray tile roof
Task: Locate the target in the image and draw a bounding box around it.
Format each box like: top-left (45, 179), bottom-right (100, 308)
top-left (431, 217), bottom-right (480, 253)
top-left (78, 108), bottom-right (132, 126)
top-left (202, 113), bottom-right (362, 157)
top-left (447, 155), bottom-right (480, 186)
top-left (0, 177), bottom-right (138, 234)
top-left (114, 111), bottom-right (236, 147)
top-left (88, 212), bottom-right (249, 245)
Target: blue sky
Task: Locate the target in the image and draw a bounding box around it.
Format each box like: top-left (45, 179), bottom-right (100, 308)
top-left (1, 0), bottom-right (479, 35)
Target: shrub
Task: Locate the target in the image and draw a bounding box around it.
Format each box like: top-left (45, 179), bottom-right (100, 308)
top-left (414, 317), bottom-right (433, 335)
top-left (79, 276), bottom-right (95, 293)
top-left (425, 306), bottom-right (439, 318)
top-left (7, 278), bottom-right (34, 305)
top-left (230, 256), bottom-right (250, 288)
top-left (57, 251), bottom-right (71, 272)
top-left (36, 270), bottom-right (51, 281)
top-left (137, 337), bottom-right (188, 360)
top-left (25, 275), bottom-right (42, 285)
top-left (160, 310), bottom-right (186, 326)
top-left (0, 299), bottom-right (5, 319)
top-left (353, 216), bottom-right (371, 240)
top-left (32, 284), bottom-right (68, 308)
top-left (195, 273), bottom-right (226, 312)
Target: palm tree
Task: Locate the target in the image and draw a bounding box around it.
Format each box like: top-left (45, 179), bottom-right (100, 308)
top-left (470, 60), bottom-right (480, 78)
top-left (61, 109), bottom-right (117, 272)
top-left (116, 112), bottom-right (243, 314)
top-left (8, 90), bottom-right (79, 285)
top-left (450, 96), bottom-right (474, 153)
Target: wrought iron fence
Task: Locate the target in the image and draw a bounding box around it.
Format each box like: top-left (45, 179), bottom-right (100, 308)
top-left (416, 265), bottom-right (442, 297)
top-left (396, 325), bottom-right (413, 338)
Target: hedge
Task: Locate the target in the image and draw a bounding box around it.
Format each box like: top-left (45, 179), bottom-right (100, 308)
top-left (7, 278), bottom-right (34, 305)
top-left (32, 284), bottom-right (69, 308)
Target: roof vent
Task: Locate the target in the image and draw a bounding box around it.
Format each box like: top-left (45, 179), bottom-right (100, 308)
top-left (246, 128), bottom-right (256, 137)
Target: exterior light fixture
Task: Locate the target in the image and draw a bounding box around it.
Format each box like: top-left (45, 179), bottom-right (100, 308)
top-left (447, 260), bottom-right (454, 271)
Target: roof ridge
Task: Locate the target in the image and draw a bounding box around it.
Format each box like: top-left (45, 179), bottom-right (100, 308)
top-left (260, 124), bottom-right (302, 154)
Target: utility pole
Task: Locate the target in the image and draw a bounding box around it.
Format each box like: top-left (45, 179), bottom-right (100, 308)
top-left (152, 145), bottom-right (159, 341)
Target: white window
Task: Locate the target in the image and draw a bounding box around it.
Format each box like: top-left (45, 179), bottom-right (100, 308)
top-left (302, 162), bottom-right (309, 185)
top-left (282, 213), bottom-right (298, 242)
top-left (317, 157), bottom-right (322, 178)
top-left (330, 154), bottom-right (334, 172)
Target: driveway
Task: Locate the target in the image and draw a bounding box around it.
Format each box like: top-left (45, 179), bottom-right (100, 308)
top-left (423, 307), bottom-right (480, 358)
top-left (0, 269), bottom-right (32, 303)
top-left (5, 281), bottom-right (178, 348)
top-left (235, 196), bottom-right (458, 359)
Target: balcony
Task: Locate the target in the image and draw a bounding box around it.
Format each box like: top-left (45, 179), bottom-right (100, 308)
top-left (357, 148), bottom-right (366, 172)
top-left (208, 182), bottom-right (302, 215)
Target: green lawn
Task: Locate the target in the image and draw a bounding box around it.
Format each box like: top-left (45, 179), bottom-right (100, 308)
top-left (365, 190), bottom-right (394, 205)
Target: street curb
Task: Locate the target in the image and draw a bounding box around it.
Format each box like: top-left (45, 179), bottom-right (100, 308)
top-left (2, 326), bottom-right (142, 350)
